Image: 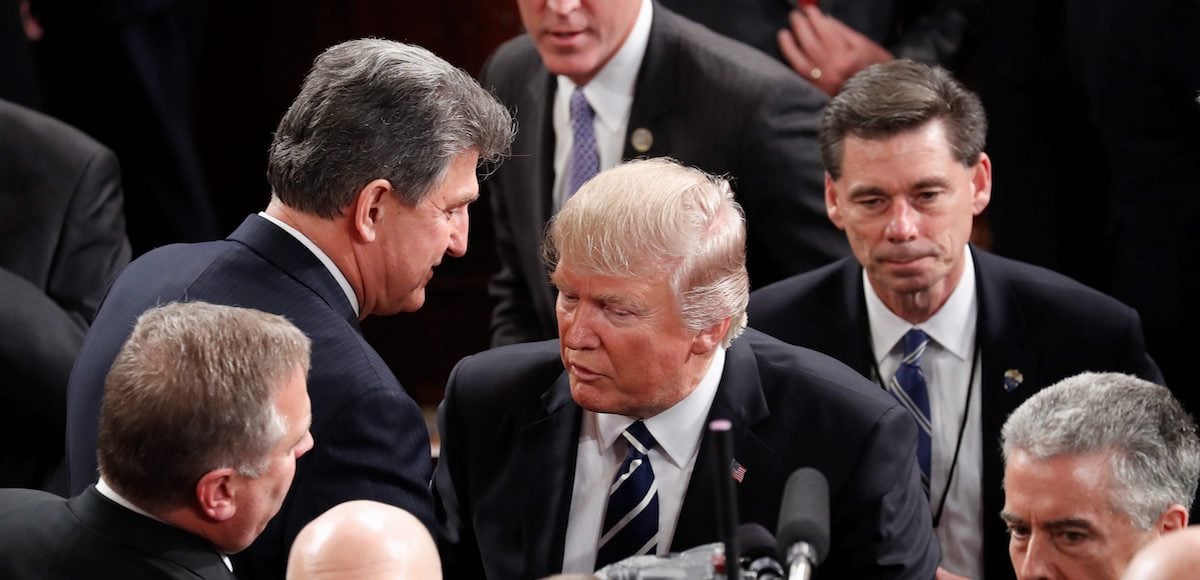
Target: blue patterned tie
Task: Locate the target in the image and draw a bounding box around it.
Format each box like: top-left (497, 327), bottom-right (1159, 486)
top-left (888, 329), bottom-right (932, 494)
top-left (564, 87), bottom-right (599, 200)
top-left (595, 421), bottom-right (659, 569)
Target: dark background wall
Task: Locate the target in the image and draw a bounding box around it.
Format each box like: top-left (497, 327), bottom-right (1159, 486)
top-left (195, 1), bottom-right (524, 407)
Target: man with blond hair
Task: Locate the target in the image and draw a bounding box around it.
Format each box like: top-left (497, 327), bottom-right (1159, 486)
top-left (0, 302), bottom-right (313, 579)
top-left (434, 158), bottom-right (936, 579)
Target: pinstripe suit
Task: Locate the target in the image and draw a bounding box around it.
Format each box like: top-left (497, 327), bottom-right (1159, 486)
top-left (65, 215), bottom-right (434, 580)
top-left (483, 3), bottom-right (849, 346)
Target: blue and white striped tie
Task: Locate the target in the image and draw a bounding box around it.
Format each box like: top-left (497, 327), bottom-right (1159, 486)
top-left (595, 420), bottom-right (659, 569)
top-left (888, 329), bottom-right (932, 495)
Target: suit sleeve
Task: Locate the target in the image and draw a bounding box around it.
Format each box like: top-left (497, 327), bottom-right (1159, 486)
top-left (737, 77), bottom-right (849, 286)
top-left (432, 360), bottom-right (487, 579)
top-left (259, 385), bottom-right (435, 576)
top-left (1119, 306), bottom-right (1165, 385)
top-left (826, 405), bottom-right (940, 579)
top-left (0, 146), bottom-right (130, 427)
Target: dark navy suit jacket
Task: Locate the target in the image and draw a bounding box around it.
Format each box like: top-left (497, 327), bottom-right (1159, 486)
top-left (65, 215), bottom-right (435, 580)
top-left (0, 486), bottom-right (235, 579)
top-left (747, 246), bottom-right (1163, 579)
top-left (433, 330), bottom-right (939, 579)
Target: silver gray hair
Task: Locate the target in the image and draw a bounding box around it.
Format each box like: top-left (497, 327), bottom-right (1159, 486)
top-left (1001, 372), bottom-right (1200, 529)
top-left (99, 302), bottom-right (312, 511)
top-left (544, 158), bottom-right (749, 346)
top-left (267, 38), bottom-right (515, 217)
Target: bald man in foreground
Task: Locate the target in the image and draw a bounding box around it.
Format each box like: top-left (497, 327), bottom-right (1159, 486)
top-left (1121, 527), bottom-right (1200, 580)
top-left (287, 500), bottom-right (441, 580)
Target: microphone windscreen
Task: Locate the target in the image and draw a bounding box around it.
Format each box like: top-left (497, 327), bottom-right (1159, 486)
top-left (775, 467), bottom-right (830, 565)
top-left (736, 522), bottom-right (776, 560)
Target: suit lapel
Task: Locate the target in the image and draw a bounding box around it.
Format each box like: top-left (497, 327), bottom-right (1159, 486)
top-left (623, 4), bottom-right (681, 160)
top-left (226, 215), bottom-right (360, 329)
top-left (972, 247), bottom-right (1037, 574)
top-left (520, 373), bottom-right (583, 577)
top-left (832, 259), bottom-right (877, 379)
top-left (673, 341), bottom-right (773, 551)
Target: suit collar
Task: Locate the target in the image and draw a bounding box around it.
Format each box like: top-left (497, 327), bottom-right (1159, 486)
top-left (228, 215), bottom-right (360, 329)
top-left (521, 373), bottom-right (583, 577)
top-left (70, 486), bottom-right (235, 578)
top-left (672, 336), bottom-right (774, 550)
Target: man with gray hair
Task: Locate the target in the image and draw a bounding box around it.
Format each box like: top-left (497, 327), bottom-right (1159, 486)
top-left (65, 38), bottom-right (514, 579)
top-left (434, 158), bottom-right (936, 579)
top-left (0, 302), bottom-right (313, 579)
top-left (748, 59), bottom-right (1162, 579)
top-left (1000, 372), bottom-right (1200, 580)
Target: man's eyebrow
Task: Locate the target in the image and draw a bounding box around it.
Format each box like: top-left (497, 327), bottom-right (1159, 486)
top-left (999, 511), bottom-right (1026, 525)
top-left (1042, 517), bottom-right (1098, 533)
top-left (845, 184), bottom-right (887, 198)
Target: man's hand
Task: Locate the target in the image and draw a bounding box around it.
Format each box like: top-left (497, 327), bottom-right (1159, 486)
top-left (777, 5), bottom-right (893, 96)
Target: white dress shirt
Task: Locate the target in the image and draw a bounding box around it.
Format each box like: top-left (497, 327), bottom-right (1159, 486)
top-left (561, 345), bottom-right (726, 573)
top-left (865, 246), bottom-right (983, 580)
top-left (551, 0), bottom-right (652, 210)
top-left (258, 211), bottom-right (359, 317)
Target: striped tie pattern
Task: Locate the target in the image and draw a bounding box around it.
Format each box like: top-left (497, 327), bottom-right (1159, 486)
top-left (595, 421), bottom-right (659, 569)
top-left (564, 87), bottom-right (599, 201)
top-left (888, 329), bottom-right (932, 494)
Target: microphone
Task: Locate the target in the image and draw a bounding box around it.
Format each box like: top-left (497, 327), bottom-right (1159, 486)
top-left (737, 523), bottom-right (784, 580)
top-left (708, 419), bottom-right (741, 580)
top-left (776, 468), bottom-right (830, 580)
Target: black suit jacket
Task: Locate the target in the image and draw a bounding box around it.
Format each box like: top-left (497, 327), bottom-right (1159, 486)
top-left (65, 215), bottom-right (434, 580)
top-left (433, 330), bottom-right (938, 579)
top-left (483, 4), bottom-right (848, 346)
top-left (0, 98), bottom-right (130, 492)
top-left (747, 246), bottom-right (1163, 579)
top-left (0, 486), bottom-right (235, 579)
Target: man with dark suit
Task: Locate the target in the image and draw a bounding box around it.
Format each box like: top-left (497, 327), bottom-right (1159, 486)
top-left (0, 98), bottom-right (130, 493)
top-left (0, 301), bottom-right (314, 579)
top-left (65, 39), bottom-right (515, 580)
top-left (434, 159), bottom-right (937, 579)
top-left (747, 60), bottom-right (1162, 579)
top-left (484, 0), bottom-right (848, 346)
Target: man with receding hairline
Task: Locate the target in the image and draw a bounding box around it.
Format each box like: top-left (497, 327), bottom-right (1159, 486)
top-left (65, 38), bottom-right (514, 580)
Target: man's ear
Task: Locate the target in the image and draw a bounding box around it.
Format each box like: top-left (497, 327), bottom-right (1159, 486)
top-left (970, 153), bottom-right (992, 216)
top-left (1154, 503), bottom-right (1190, 533)
top-left (825, 173), bottom-right (845, 230)
top-left (691, 317), bottom-right (733, 355)
top-left (195, 467), bottom-right (238, 522)
top-left (349, 179), bottom-right (394, 244)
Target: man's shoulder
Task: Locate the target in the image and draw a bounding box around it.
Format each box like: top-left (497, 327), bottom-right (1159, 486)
top-left (974, 248), bottom-right (1138, 319)
top-left (747, 258), bottom-right (859, 335)
top-left (481, 34), bottom-right (544, 91)
top-left (450, 340), bottom-right (564, 395)
top-left (736, 329), bottom-right (893, 415)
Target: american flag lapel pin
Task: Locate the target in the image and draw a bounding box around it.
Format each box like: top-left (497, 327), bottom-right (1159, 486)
top-left (730, 458), bottom-right (747, 483)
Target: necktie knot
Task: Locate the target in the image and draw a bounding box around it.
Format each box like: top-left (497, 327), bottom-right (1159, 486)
top-left (623, 420), bottom-right (656, 455)
top-left (901, 329), bottom-right (930, 366)
top-left (570, 87), bottom-right (594, 123)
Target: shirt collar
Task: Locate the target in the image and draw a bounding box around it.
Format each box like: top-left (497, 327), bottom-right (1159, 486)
top-left (594, 344), bottom-right (726, 468)
top-left (866, 246), bottom-right (977, 361)
top-left (258, 211), bottom-right (360, 316)
top-left (556, 0), bottom-right (651, 135)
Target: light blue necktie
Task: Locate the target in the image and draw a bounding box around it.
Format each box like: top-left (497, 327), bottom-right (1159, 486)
top-left (564, 87), bottom-right (599, 200)
top-left (595, 420), bottom-right (659, 569)
top-left (889, 329), bottom-right (932, 494)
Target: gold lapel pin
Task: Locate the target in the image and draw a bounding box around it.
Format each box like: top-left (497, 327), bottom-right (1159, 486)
top-left (631, 127), bottom-right (653, 153)
top-left (1003, 369), bottom-right (1024, 391)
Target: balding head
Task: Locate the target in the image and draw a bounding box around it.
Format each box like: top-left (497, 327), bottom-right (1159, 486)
top-left (286, 500), bottom-right (441, 580)
top-left (1122, 527), bottom-right (1200, 580)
